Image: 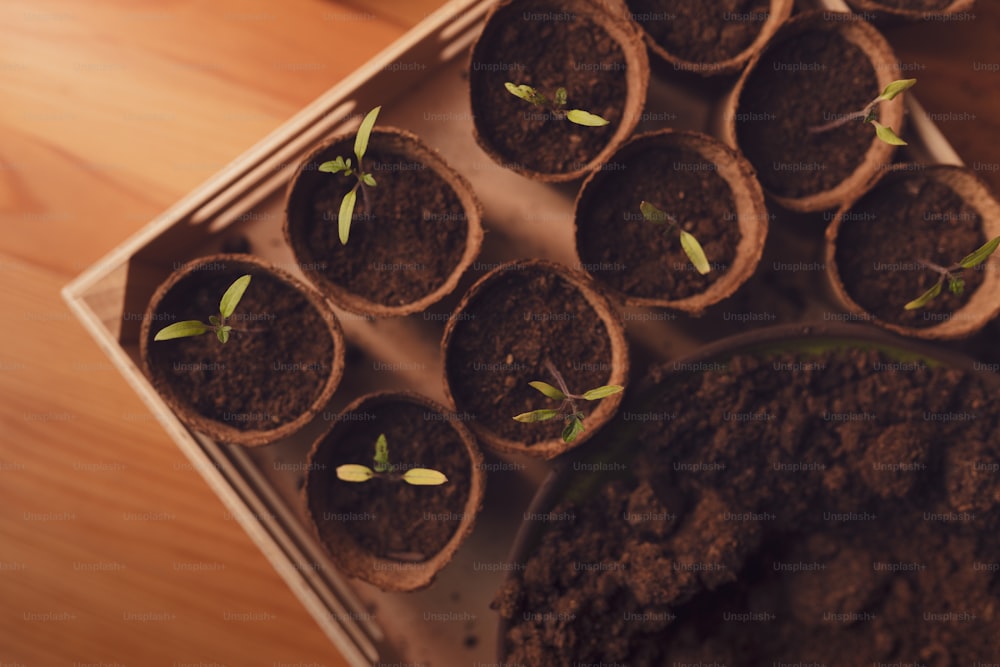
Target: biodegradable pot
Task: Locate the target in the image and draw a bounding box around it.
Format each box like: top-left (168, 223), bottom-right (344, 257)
top-left (573, 129), bottom-right (768, 313)
top-left (284, 127), bottom-right (483, 317)
top-left (303, 392), bottom-right (485, 592)
top-left (140, 254), bottom-right (345, 447)
top-left (825, 163), bottom-right (1000, 339)
top-left (469, 0), bottom-right (650, 182)
top-left (845, 0), bottom-right (975, 21)
top-left (496, 322), bottom-right (1000, 664)
top-left (622, 0), bottom-right (794, 76)
top-left (442, 259), bottom-right (629, 459)
top-left (720, 11), bottom-right (905, 212)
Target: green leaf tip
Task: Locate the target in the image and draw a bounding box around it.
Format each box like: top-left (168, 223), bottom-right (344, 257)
top-left (566, 109), bottom-right (609, 127)
top-left (154, 320), bottom-right (209, 341)
top-left (319, 156), bottom-right (348, 174)
top-left (354, 106), bottom-right (381, 161)
top-left (339, 188), bottom-right (357, 245)
top-left (904, 281), bottom-right (943, 310)
top-left (680, 230), bottom-right (712, 275)
top-left (640, 200), bottom-right (669, 224)
top-left (402, 468), bottom-right (448, 486)
top-left (873, 121), bottom-right (907, 146)
top-left (878, 78), bottom-right (917, 102)
top-left (958, 236), bottom-right (1000, 269)
top-left (581, 385), bottom-right (623, 401)
top-left (513, 409), bottom-right (560, 423)
top-left (219, 275), bottom-right (251, 318)
top-left (561, 415), bottom-right (585, 443)
top-left (505, 82), bottom-right (539, 103)
top-left (336, 464), bottom-right (375, 483)
top-left (529, 381), bottom-right (566, 401)
top-left (374, 433), bottom-right (390, 473)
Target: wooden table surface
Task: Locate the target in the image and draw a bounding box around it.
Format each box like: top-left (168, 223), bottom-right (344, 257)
top-left (1, 1), bottom-right (998, 664)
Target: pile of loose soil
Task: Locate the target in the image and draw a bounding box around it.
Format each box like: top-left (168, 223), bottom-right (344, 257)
top-left (862, 0), bottom-right (952, 9)
top-left (497, 347), bottom-right (1000, 664)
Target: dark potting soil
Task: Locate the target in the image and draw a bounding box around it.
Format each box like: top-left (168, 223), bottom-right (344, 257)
top-left (146, 266), bottom-right (334, 431)
top-left (626, 0), bottom-right (770, 64)
top-left (835, 173), bottom-right (986, 328)
top-left (445, 266), bottom-right (614, 444)
top-left (303, 147), bottom-right (468, 307)
top-left (310, 401), bottom-right (473, 560)
top-left (860, 0), bottom-right (952, 9)
top-left (497, 347), bottom-right (1000, 664)
top-left (576, 144), bottom-right (741, 300)
top-left (470, 5), bottom-right (627, 174)
top-left (736, 27), bottom-right (878, 199)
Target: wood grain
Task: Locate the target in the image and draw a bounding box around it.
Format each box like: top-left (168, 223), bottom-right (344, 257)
top-left (1, 0), bottom-right (999, 665)
top-left (0, 1), bottom-right (444, 665)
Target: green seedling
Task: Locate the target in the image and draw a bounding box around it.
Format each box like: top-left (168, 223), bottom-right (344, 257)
top-left (153, 275), bottom-right (252, 344)
top-left (504, 82), bottom-right (609, 127)
top-left (639, 201), bottom-right (712, 275)
top-left (904, 236), bottom-right (1000, 310)
top-left (318, 106), bottom-right (381, 245)
top-left (808, 78), bottom-right (917, 146)
top-left (336, 434), bottom-right (448, 486)
top-left (513, 360), bottom-right (623, 444)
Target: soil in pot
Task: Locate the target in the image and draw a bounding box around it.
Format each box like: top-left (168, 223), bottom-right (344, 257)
top-left (470, 5), bottom-right (627, 175)
top-left (497, 347), bottom-right (1000, 664)
top-left (575, 142), bottom-right (741, 300)
top-left (625, 0), bottom-right (771, 64)
top-left (861, 0), bottom-right (952, 9)
top-left (735, 26), bottom-right (878, 199)
top-left (309, 400), bottom-right (473, 561)
top-left (444, 265), bottom-right (615, 446)
top-left (834, 172), bottom-right (986, 329)
top-left (290, 138), bottom-right (469, 309)
top-left (145, 262), bottom-right (335, 435)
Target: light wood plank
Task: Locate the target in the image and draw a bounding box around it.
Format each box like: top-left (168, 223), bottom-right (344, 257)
top-left (0, 0), bottom-right (448, 664)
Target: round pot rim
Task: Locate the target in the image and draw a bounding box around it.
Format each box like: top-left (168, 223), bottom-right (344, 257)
top-left (720, 10), bottom-right (905, 213)
top-left (283, 126), bottom-right (484, 318)
top-left (495, 319), bottom-right (1000, 661)
top-left (573, 128), bottom-right (769, 313)
top-left (139, 253), bottom-right (346, 447)
top-left (468, 0), bottom-right (650, 182)
top-left (441, 258), bottom-right (630, 460)
top-left (303, 390), bottom-right (486, 592)
top-left (825, 163), bottom-right (1000, 340)
top-left (634, 0), bottom-right (795, 76)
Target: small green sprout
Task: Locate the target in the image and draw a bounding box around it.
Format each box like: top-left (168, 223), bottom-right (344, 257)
top-left (336, 434), bottom-right (448, 486)
top-left (640, 201), bottom-right (712, 275)
top-left (904, 236), bottom-right (1000, 310)
top-left (153, 275), bottom-right (252, 344)
top-left (318, 106), bottom-right (381, 245)
top-left (513, 360), bottom-right (623, 443)
top-left (504, 82), bottom-right (609, 127)
top-left (808, 78), bottom-right (916, 146)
